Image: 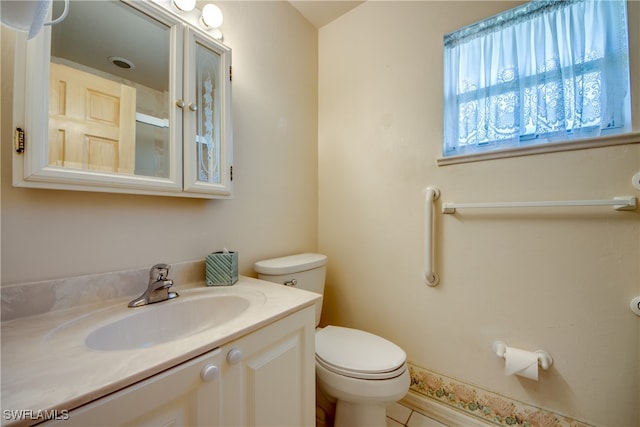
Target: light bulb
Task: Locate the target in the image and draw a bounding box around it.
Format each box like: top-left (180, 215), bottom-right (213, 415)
top-left (173, 0), bottom-right (196, 12)
top-left (201, 4), bottom-right (223, 29)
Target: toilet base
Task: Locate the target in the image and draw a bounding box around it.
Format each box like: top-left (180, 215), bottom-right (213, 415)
top-left (316, 361), bottom-right (410, 427)
top-left (334, 400), bottom-right (387, 427)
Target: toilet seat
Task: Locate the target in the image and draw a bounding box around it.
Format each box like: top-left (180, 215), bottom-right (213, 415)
top-left (315, 326), bottom-right (407, 380)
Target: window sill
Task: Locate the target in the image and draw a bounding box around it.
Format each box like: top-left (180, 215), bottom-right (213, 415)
top-left (437, 132), bottom-right (640, 166)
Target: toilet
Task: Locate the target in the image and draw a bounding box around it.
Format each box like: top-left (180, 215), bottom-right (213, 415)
top-left (254, 253), bottom-right (410, 427)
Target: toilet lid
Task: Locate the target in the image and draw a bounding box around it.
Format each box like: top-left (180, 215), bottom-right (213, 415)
top-left (315, 326), bottom-right (406, 380)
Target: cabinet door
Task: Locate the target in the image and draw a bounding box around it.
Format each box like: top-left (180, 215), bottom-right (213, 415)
top-left (14, 0), bottom-right (185, 194)
top-left (221, 307), bottom-right (316, 427)
top-left (182, 29), bottom-right (233, 197)
top-left (43, 349), bottom-right (222, 427)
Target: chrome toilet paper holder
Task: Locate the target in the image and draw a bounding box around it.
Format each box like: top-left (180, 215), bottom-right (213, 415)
top-left (493, 340), bottom-right (553, 370)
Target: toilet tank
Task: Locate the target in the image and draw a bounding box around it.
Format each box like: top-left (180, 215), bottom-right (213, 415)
top-left (254, 253), bottom-right (327, 326)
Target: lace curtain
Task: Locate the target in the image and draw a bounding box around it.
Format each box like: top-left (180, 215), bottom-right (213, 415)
top-left (443, 0), bottom-right (631, 157)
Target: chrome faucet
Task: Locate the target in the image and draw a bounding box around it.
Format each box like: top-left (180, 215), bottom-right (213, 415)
top-left (128, 263), bottom-right (179, 307)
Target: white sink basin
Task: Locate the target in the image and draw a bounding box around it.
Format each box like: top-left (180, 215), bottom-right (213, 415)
top-left (42, 288), bottom-right (266, 351)
top-left (86, 294), bottom-right (250, 351)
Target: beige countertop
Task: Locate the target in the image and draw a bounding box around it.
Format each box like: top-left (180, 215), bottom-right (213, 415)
top-left (1, 276), bottom-right (319, 427)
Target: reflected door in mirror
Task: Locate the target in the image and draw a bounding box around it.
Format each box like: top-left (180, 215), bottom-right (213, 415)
top-left (48, 62), bottom-right (136, 173)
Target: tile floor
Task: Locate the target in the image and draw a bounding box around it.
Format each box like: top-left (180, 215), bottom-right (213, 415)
top-left (386, 402), bottom-right (448, 427)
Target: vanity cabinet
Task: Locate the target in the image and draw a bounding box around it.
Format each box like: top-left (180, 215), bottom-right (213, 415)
top-left (42, 349), bottom-right (223, 426)
top-left (12, 0), bottom-right (232, 198)
top-left (41, 306), bottom-right (315, 427)
top-left (220, 307), bottom-right (316, 426)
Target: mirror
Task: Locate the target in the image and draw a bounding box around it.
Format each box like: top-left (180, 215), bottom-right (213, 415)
top-left (13, 0), bottom-right (232, 198)
top-left (49, 0), bottom-right (171, 178)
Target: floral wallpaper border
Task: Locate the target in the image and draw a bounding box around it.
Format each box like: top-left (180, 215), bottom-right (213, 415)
top-left (408, 363), bottom-right (594, 427)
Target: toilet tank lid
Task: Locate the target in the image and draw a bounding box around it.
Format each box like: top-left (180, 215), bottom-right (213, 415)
top-left (254, 253), bottom-right (327, 275)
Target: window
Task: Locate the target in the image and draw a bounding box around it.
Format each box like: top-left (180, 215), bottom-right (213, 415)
top-left (443, 0), bottom-right (631, 158)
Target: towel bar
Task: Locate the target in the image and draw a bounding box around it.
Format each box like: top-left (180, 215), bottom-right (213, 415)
top-left (442, 196), bottom-right (637, 214)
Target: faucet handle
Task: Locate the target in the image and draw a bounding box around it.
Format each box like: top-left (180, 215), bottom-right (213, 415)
top-left (150, 263), bottom-right (170, 280)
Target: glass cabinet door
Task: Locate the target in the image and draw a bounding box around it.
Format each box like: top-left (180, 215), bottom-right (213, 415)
top-left (15, 0), bottom-right (184, 193)
top-left (183, 30), bottom-right (232, 196)
top-left (49, 1), bottom-right (173, 179)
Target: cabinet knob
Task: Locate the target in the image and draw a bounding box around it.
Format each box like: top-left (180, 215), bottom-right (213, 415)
top-left (226, 348), bottom-right (243, 365)
top-left (200, 363), bottom-right (219, 382)
top-left (176, 100), bottom-right (186, 108)
top-left (189, 103), bottom-right (198, 112)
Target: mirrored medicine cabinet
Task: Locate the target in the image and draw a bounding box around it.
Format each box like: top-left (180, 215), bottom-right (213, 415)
top-left (12, 0), bottom-right (232, 198)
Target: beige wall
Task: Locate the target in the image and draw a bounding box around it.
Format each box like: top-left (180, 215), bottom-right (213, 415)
top-left (3, 1), bottom-right (640, 425)
top-left (318, 2), bottom-right (640, 426)
top-left (1, 1), bottom-right (318, 284)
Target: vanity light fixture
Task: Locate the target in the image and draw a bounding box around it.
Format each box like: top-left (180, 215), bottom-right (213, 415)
top-left (172, 0), bottom-right (196, 13)
top-left (200, 3), bottom-right (223, 40)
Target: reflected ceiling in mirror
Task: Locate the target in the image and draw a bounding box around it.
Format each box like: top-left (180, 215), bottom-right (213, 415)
top-left (51, 0), bottom-right (169, 92)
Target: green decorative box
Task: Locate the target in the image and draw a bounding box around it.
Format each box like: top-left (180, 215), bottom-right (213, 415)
top-left (206, 251), bottom-right (238, 286)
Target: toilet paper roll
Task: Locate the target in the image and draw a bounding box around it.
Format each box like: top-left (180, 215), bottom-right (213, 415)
top-left (504, 346), bottom-right (539, 380)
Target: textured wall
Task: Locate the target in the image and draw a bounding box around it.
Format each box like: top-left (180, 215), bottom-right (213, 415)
top-left (318, 2), bottom-right (640, 426)
top-left (1, 1), bottom-right (319, 285)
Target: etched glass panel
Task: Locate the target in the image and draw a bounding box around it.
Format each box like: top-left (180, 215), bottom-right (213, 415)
top-left (194, 42), bottom-right (221, 184)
